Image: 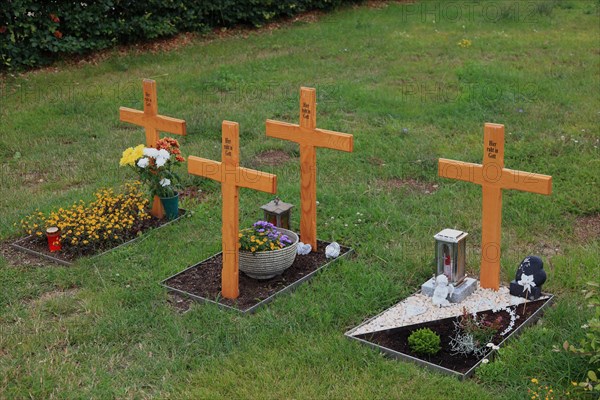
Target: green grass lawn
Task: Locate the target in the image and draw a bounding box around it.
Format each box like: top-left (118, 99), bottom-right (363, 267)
top-left (1, 0), bottom-right (599, 398)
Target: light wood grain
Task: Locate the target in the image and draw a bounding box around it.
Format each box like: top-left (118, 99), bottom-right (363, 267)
top-left (265, 87), bottom-right (354, 250)
top-left (118, 79), bottom-right (187, 219)
top-left (188, 121), bottom-right (277, 299)
top-left (438, 123), bottom-right (552, 290)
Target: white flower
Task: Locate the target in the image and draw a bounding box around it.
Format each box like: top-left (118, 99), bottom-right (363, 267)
top-left (155, 157), bottom-right (167, 167)
top-left (481, 358), bottom-right (489, 364)
top-left (325, 242), bottom-right (340, 259)
top-left (27, 11), bottom-right (35, 17)
top-left (157, 149), bottom-right (170, 159)
top-left (518, 274), bottom-right (536, 293)
top-left (297, 242), bottom-right (312, 255)
top-left (143, 148), bottom-right (159, 158)
top-left (486, 343), bottom-right (500, 351)
top-left (581, 324), bottom-right (589, 329)
top-left (137, 157), bottom-right (150, 168)
top-left (159, 178), bottom-right (171, 187)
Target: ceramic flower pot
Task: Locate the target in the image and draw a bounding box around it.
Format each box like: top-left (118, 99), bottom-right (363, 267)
top-left (159, 193), bottom-right (179, 220)
top-left (239, 228), bottom-right (299, 280)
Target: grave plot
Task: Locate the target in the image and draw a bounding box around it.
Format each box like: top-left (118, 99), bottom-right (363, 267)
top-left (11, 184), bottom-right (187, 266)
top-left (161, 121), bottom-right (351, 313)
top-left (162, 240), bottom-right (352, 313)
top-left (11, 79), bottom-right (189, 265)
top-left (162, 88), bottom-right (354, 313)
top-left (346, 123), bottom-right (554, 378)
top-left (346, 288), bottom-right (554, 379)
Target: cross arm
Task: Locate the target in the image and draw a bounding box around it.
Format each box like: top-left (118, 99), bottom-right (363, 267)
top-left (266, 120), bottom-right (353, 152)
top-left (439, 158), bottom-right (552, 195)
top-left (236, 167), bottom-right (277, 194)
top-left (439, 158), bottom-right (482, 184)
top-left (119, 107), bottom-right (187, 136)
top-left (188, 156), bottom-right (222, 182)
top-left (495, 168), bottom-right (552, 195)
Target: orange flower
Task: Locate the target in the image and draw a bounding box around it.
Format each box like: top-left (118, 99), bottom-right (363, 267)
top-left (54, 30), bottom-right (63, 39)
top-left (50, 14), bottom-right (60, 23)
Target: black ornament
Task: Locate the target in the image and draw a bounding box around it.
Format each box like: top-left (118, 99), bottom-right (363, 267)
top-left (509, 256), bottom-right (546, 300)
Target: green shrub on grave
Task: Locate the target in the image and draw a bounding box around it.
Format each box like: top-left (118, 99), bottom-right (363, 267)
top-left (0, 0), bottom-right (361, 70)
top-left (408, 328), bottom-right (442, 356)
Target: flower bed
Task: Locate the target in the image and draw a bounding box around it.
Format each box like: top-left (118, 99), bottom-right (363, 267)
top-left (12, 182), bottom-right (185, 265)
top-left (347, 296), bottom-right (553, 379)
top-left (162, 240), bottom-right (353, 313)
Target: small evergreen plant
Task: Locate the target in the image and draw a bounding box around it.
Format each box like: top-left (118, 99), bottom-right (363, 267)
top-left (408, 328), bottom-right (441, 356)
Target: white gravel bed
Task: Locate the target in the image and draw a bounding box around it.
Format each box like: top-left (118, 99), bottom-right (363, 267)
top-left (348, 283), bottom-right (549, 336)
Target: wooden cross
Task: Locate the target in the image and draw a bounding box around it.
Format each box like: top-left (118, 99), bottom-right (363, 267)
top-left (119, 79), bottom-right (187, 218)
top-left (265, 87), bottom-right (353, 250)
top-left (438, 123), bottom-right (552, 290)
top-left (188, 121), bottom-right (277, 299)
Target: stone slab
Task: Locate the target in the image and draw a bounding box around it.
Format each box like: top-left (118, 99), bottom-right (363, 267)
top-left (421, 277), bottom-right (478, 303)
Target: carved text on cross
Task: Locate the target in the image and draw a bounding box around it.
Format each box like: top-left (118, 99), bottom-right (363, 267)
top-left (438, 123), bottom-right (552, 290)
top-left (265, 87), bottom-right (353, 250)
top-left (188, 121), bottom-right (277, 299)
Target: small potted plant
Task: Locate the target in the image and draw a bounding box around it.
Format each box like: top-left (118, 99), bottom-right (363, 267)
top-left (120, 138), bottom-right (185, 219)
top-left (238, 221), bottom-right (299, 279)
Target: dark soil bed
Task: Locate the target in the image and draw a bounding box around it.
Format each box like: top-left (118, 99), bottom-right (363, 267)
top-left (355, 298), bottom-right (549, 374)
top-left (163, 240), bottom-right (351, 312)
top-left (11, 209), bottom-right (186, 264)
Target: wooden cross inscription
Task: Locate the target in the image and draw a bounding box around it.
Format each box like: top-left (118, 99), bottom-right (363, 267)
top-left (188, 121), bottom-right (277, 299)
top-left (438, 123), bottom-right (552, 290)
top-left (119, 79), bottom-right (187, 218)
top-left (266, 87), bottom-right (353, 250)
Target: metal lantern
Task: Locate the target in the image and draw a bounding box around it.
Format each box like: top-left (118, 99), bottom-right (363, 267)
top-left (260, 197), bottom-right (294, 229)
top-left (434, 228), bottom-right (468, 285)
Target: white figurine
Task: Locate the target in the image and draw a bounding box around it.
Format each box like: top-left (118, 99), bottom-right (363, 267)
top-left (432, 274), bottom-right (455, 307)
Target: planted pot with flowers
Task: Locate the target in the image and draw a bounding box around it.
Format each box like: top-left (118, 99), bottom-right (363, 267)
top-left (238, 221), bottom-right (299, 279)
top-left (120, 138), bottom-right (185, 220)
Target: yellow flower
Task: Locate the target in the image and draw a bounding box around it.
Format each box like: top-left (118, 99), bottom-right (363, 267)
top-left (531, 378), bottom-right (539, 384)
top-left (119, 144), bottom-right (145, 166)
top-left (458, 38), bottom-right (472, 48)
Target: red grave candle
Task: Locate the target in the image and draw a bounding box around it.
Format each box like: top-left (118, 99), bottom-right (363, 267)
top-left (46, 227), bottom-right (62, 252)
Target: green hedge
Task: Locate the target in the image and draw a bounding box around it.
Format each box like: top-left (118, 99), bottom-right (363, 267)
top-left (0, 0), bottom-right (360, 70)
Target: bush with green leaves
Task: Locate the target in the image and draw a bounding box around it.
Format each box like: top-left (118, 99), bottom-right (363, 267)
top-left (408, 328), bottom-right (441, 356)
top-left (0, 0), bottom-right (361, 70)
